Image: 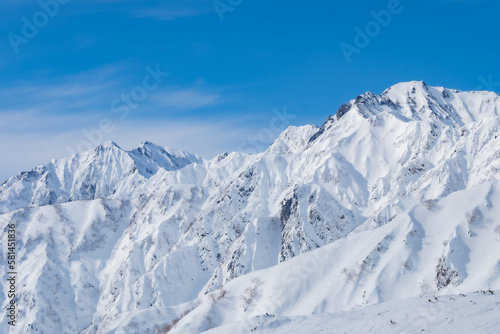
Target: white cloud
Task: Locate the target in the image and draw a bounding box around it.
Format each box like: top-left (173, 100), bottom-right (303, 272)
top-left (0, 108), bottom-right (102, 132)
top-left (0, 63), bottom-right (262, 182)
top-left (0, 62), bottom-right (226, 129)
top-left (57, 0), bottom-right (213, 21)
top-left (151, 88), bottom-right (221, 110)
top-left (132, 7), bottom-right (210, 21)
top-left (0, 62), bottom-right (126, 115)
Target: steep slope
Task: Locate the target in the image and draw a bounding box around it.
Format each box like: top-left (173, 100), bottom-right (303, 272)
top-left (163, 180), bottom-right (500, 333)
top-left (0, 141), bottom-right (202, 214)
top-left (1, 81), bottom-right (500, 333)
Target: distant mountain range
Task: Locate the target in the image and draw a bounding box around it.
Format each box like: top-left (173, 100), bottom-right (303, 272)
top-left (1, 81), bottom-right (500, 333)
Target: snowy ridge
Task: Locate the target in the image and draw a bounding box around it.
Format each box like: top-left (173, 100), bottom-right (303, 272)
top-left (0, 141), bottom-right (203, 214)
top-left (1, 82), bottom-right (500, 333)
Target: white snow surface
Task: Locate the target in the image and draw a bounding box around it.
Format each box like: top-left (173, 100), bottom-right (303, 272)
top-left (1, 81), bottom-right (500, 333)
top-left (0, 141), bottom-right (203, 214)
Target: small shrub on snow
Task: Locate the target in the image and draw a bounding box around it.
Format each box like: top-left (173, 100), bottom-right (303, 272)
top-left (241, 277), bottom-right (264, 311)
top-left (423, 199), bottom-right (437, 210)
top-left (210, 288), bottom-right (227, 303)
top-left (494, 225), bottom-right (500, 238)
top-left (435, 256), bottom-right (459, 290)
top-left (403, 261), bottom-right (410, 270)
top-left (466, 208), bottom-right (483, 225)
top-left (160, 308), bottom-right (193, 333)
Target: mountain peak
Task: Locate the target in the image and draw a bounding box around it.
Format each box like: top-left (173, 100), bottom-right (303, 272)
top-left (382, 80), bottom-right (429, 95)
top-left (308, 81), bottom-right (500, 147)
top-left (96, 141), bottom-right (122, 152)
top-left (139, 140), bottom-right (158, 148)
top-left (136, 140), bottom-right (168, 156)
top-left (0, 140), bottom-right (203, 213)
top-left (130, 141), bottom-right (203, 176)
top-left (2, 81), bottom-right (500, 333)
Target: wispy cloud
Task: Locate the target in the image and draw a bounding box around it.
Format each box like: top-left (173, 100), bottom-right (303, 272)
top-left (0, 109), bottom-right (102, 133)
top-left (151, 88), bottom-right (221, 110)
top-left (0, 62), bottom-right (224, 117)
top-left (58, 0), bottom-right (213, 21)
top-left (0, 63), bottom-right (242, 181)
top-left (0, 115), bottom-right (260, 182)
top-left (132, 7), bottom-right (210, 21)
top-left (0, 62), bottom-right (126, 114)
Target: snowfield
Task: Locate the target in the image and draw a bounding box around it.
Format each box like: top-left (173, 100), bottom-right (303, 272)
top-left (205, 292), bottom-right (500, 334)
top-left (1, 81), bottom-right (500, 333)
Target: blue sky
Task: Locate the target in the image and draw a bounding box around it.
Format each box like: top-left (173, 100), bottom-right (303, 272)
top-left (0, 0), bottom-right (499, 181)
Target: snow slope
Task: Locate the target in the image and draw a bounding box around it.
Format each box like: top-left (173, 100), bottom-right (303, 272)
top-left (164, 180), bottom-right (500, 333)
top-left (206, 292), bottom-right (500, 334)
top-left (1, 81), bottom-right (500, 333)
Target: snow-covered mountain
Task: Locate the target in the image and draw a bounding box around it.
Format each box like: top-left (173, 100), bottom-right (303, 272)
top-left (1, 81), bottom-right (500, 333)
top-left (0, 141), bottom-right (202, 214)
